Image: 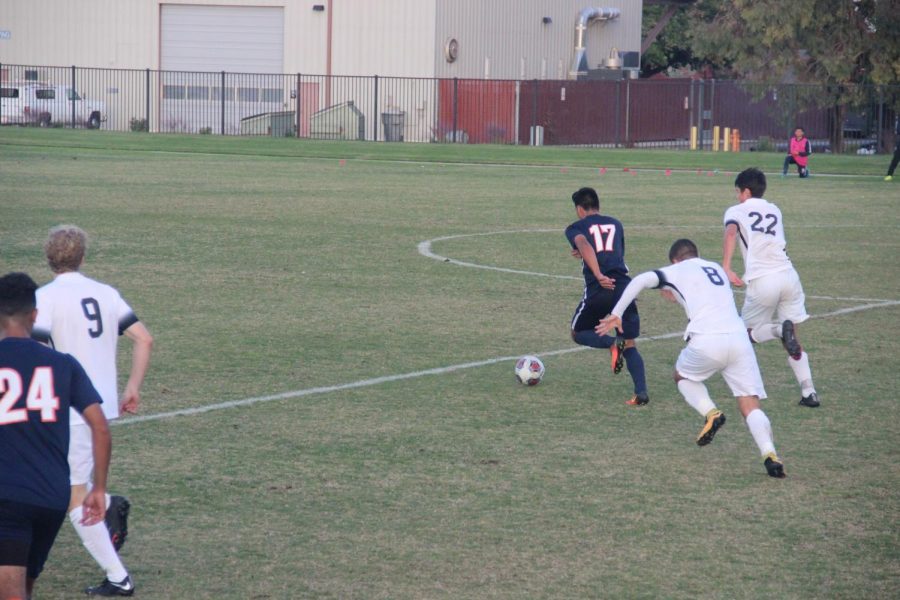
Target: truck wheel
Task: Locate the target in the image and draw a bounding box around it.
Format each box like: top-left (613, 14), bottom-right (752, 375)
top-left (87, 112), bottom-right (101, 129)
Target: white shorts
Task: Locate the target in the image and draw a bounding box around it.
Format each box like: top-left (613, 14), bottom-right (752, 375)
top-left (741, 269), bottom-right (809, 329)
top-left (68, 423), bottom-right (94, 486)
top-left (675, 333), bottom-right (767, 399)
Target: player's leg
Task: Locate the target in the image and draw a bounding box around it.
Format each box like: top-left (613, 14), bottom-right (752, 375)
top-left (67, 425), bottom-right (132, 593)
top-left (782, 155), bottom-right (793, 176)
top-left (674, 339), bottom-right (725, 445)
top-left (0, 501), bottom-right (29, 600)
top-left (0, 565), bottom-right (27, 600)
top-left (776, 272), bottom-right (819, 407)
top-left (619, 302), bottom-right (648, 405)
top-left (742, 277), bottom-right (782, 344)
top-left (0, 500), bottom-right (66, 600)
top-left (722, 339), bottom-right (785, 477)
top-left (570, 296), bottom-right (616, 350)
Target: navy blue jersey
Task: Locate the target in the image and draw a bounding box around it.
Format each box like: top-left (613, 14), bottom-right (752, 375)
top-left (565, 214), bottom-right (630, 292)
top-left (0, 337), bottom-right (101, 510)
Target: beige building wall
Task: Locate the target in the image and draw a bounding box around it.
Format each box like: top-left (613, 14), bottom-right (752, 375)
top-left (433, 0), bottom-right (642, 80)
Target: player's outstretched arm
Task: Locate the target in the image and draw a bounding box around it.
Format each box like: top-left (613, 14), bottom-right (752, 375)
top-left (722, 224), bottom-right (745, 287)
top-left (81, 404), bottom-right (110, 525)
top-left (120, 321), bottom-right (153, 414)
top-left (595, 271), bottom-right (660, 336)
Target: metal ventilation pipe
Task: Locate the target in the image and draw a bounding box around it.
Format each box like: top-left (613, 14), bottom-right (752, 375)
top-left (569, 7), bottom-right (621, 78)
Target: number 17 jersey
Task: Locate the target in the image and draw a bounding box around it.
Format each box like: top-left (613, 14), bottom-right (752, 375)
top-left (34, 272), bottom-right (139, 423)
top-left (723, 197), bottom-right (793, 282)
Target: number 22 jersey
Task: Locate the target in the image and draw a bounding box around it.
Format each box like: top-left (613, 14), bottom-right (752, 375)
top-left (723, 197), bottom-right (793, 282)
top-left (34, 272), bottom-right (138, 423)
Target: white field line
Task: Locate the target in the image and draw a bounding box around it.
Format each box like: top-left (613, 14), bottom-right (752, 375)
top-left (115, 230), bottom-right (898, 426)
top-left (418, 231), bottom-right (897, 303)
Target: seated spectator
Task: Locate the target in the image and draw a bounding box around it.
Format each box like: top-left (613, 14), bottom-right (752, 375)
top-left (783, 127), bottom-right (811, 178)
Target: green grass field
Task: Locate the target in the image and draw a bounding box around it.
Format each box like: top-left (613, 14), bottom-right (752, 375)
top-left (1, 128), bottom-right (898, 599)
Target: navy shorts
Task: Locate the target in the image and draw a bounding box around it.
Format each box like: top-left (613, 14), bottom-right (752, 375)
top-left (0, 499), bottom-right (66, 579)
top-left (571, 283), bottom-right (641, 339)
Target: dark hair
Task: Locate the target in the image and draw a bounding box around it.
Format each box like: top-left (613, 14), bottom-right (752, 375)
top-left (571, 187), bottom-right (600, 210)
top-left (0, 272), bottom-right (38, 317)
top-left (794, 126), bottom-right (806, 134)
top-left (734, 167), bottom-right (767, 198)
top-left (668, 239), bottom-right (699, 263)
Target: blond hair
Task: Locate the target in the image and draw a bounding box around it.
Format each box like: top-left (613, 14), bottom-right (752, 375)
top-left (45, 224), bottom-right (87, 273)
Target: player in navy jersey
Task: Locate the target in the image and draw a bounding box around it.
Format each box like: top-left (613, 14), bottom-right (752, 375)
top-left (565, 187), bottom-right (648, 406)
top-left (0, 272), bottom-right (111, 600)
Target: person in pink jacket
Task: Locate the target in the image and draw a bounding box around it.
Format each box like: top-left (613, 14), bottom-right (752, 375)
top-left (782, 127), bottom-right (811, 178)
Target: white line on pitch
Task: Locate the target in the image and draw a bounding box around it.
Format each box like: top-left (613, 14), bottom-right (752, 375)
top-left (113, 299), bottom-right (898, 427)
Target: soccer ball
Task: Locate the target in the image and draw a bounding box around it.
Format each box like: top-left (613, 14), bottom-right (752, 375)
top-left (514, 355), bottom-right (545, 386)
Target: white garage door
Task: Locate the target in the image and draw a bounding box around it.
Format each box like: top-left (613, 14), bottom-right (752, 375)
top-left (161, 5), bottom-right (284, 73)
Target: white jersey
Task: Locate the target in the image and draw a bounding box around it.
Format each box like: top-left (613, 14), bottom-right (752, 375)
top-left (34, 272), bottom-right (138, 423)
top-left (723, 197), bottom-right (793, 282)
top-left (612, 258), bottom-right (746, 339)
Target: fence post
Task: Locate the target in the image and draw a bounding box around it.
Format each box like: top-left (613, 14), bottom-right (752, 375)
top-left (220, 71), bottom-right (226, 135)
top-left (452, 77), bottom-right (458, 143)
top-left (876, 85), bottom-right (884, 152)
top-left (296, 73), bottom-right (301, 139)
top-left (71, 65), bottom-right (76, 128)
top-left (531, 79), bottom-right (538, 142)
top-left (624, 77), bottom-right (631, 147)
top-left (697, 80), bottom-right (704, 150)
top-left (145, 68), bottom-right (150, 132)
top-left (373, 74), bottom-right (379, 141)
top-left (709, 79), bottom-right (716, 149)
top-left (614, 79), bottom-right (621, 147)
top-left (0, 63), bottom-right (3, 124)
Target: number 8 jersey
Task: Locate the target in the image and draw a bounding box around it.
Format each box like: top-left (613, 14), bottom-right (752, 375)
top-left (34, 272), bottom-right (138, 423)
top-left (723, 197), bottom-right (793, 282)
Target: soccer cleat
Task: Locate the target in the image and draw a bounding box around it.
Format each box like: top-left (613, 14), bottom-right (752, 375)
top-left (105, 495), bottom-right (130, 551)
top-left (780, 320), bottom-right (803, 360)
top-left (84, 576), bottom-right (135, 597)
top-left (885, 175), bottom-right (893, 181)
top-left (625, 392), bottom-right (649, 406)
top-left (696, 410), bottom-right (726, 446)
top-left (764, 453), bottom-right (786, 478)
top-left (799, 392), bottom-right (820, 408)
top-left (610, 338), bottom-right (626, 374)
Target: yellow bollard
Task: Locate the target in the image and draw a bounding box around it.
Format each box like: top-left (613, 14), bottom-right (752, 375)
top-left (690, 126), bottom-right (698, 150)
top-left (723, 127), bottom-right (731, 152)
top-left (712, 126), bottom-right (720, 151)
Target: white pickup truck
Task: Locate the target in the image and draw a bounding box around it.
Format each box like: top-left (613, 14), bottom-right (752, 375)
top-left (0, 82), bottom-right (105, 128)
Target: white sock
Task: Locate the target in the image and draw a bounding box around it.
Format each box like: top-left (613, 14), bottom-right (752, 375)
top-left (745, 408), bottom-right (776, 457)
top-left (69, 506), bottom-right (128, 582)
top-left (749, 323), bottom-right (780, 343)
top-left (677, 379), bottom-right (717, 417)
top-left (788, 351), bottom-right (816, 396)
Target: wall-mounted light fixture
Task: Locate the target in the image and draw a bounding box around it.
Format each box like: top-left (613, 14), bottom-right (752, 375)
top-left (542, 16), bottom-right (552, 24)
top-left (312, 4), bottom-right (325, 11)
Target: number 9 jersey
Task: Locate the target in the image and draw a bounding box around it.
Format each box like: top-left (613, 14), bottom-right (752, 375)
top-left (723, 197), bottom-right (793, 282)
top-left (33, 272), bottom-right (138, 423)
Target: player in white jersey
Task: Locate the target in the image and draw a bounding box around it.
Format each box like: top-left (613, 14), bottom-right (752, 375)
top-left (723, 168), bottom-right (819, 408)
top-left (597, 239), bottom-right (785, 478)
top-left (33, 225), bottom-right (153, 597)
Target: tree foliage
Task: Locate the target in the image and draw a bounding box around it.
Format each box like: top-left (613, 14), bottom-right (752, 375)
top-left (690, 0), bottom-right (899, 87)
top-left (657, 0), bottom-right (900, 150)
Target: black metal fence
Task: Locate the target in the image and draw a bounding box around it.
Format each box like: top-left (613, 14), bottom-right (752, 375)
top-left (2, 63), bottom-right (897, 152)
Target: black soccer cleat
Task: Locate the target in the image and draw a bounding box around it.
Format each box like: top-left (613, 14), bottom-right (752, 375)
top-left (764, 454), bottom-right (786, 478)
top-left (625, 392), bottom-right (649, 406)
top-left (780, 320), bottom-right (803, 360)
top-left (610, 338), bottom-right (626, 374)
top-left (799, 392), bottom-right (820, 408)
top-left (696, 410), bottom-right (726, 446)
top-left (84, 575), bottom-right (135, 597)
top-left (105, 495), bottom-right (130, 552)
